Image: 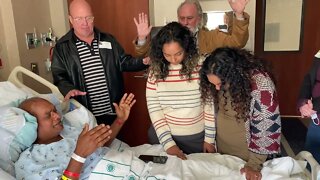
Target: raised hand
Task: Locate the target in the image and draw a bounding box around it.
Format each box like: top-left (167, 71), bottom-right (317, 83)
top-left (203, 142), bottom-right (216, 153)
top-left (64, 89), bottom-right (87, 101)
top-left (133, 12), bottom-right (152, 41)
top-left (113, 93), bottom-right (136, 122)
top-left (228, 0), bottom-right (249, 18)
top-left (166, 145), bottom-right (187, 160)
top-left (74, 124), bottom-right (112, 158)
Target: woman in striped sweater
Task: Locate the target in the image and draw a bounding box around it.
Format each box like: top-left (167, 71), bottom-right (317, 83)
top-left (146, 22), bottom-right (216, 159)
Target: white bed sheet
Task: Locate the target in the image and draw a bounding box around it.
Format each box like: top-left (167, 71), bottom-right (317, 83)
top-left (89, 140), bottom-right (308, 180)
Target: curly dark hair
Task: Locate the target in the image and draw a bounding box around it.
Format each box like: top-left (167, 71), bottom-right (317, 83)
top-left (149, 22), bottom-right (199, 81)
top-left (199, 47), bottom-right (275, 121)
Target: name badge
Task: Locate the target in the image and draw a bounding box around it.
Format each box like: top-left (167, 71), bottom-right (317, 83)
top-left (99, 41), bottom-right (112, 49)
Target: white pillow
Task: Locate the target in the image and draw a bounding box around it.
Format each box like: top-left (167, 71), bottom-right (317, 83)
top-left (0, 81), bottom-right (34, 107)
top-left (0, 81), bottom-right (62, 111)
top-left (0, 107), bottom-right (37, 176)
top-left (0, 168), bottom-right (15, 180)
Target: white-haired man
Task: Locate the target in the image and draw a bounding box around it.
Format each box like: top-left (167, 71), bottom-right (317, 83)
top-left (134, 0), bottom-right (250, 55)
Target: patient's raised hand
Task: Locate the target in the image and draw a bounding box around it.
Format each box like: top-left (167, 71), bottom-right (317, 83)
top-left (113, 93), bottom-right (136, 123)
top-left (166, 145), bottom-right (187, 160)
top-left (74, 123), bottom-right (112, 158)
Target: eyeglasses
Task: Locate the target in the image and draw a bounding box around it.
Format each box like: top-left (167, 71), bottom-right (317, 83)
top-left (72, 16), bottom-right (94, 23)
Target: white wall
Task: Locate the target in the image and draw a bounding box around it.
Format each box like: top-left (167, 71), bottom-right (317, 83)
top-left (149, 0), bottom-right (256, 51)
top-left (12, 0), bottom-right (53, 83)
top-left (0, 0), bottom-right (19, 81)
top-left (0, 0), bottom-right (69, 83)
top-left (49, 0), bottom-right (69, 39)
top-left (264, 0), bottom-right (302, 51)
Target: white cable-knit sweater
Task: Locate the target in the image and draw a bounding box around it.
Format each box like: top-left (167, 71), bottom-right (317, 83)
top-left (146, 61), bottom-right (215, 151)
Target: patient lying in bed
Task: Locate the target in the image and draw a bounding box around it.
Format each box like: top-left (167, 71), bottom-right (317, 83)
top-left (14, 96), bottom-right (309, 180)
top-left (1, 65), bottom-right (315, 179)
top-left (15, 94), bottom-right (136, 180)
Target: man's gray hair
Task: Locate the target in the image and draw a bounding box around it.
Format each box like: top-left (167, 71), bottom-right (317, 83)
top-left (177, 0), bottom-right (203, 19)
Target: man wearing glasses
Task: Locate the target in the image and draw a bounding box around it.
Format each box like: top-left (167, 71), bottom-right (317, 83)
top-left (52, 0), bottom-right (148, 125)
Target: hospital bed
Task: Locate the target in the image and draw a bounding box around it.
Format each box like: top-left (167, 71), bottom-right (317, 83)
top-left (0, 66), bottom-right (319, 180)
top-left (7, 65), bottom-right (83, 113)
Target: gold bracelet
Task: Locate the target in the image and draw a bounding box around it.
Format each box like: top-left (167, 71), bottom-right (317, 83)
top-left (61, 174), bottom-right (73, 180)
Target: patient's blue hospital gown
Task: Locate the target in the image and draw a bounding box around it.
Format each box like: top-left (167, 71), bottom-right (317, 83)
top-left (15, 124), bottom-right (109, 180)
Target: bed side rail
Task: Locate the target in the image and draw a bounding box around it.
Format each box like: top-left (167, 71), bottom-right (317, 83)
top-left (296, 151), bottom-right (320, 180)
top-left (7, 66), bottom-right (84, 109)
top-left (8, 66), bottom-right (64, 101)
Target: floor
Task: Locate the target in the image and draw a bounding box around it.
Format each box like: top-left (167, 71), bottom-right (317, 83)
top-left (281, 117), bottom-right (310, 157)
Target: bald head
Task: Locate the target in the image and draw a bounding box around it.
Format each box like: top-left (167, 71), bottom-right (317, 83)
top-left (69, 0), bottom-right (94, 42)
top-left (69, 0), bottom-right (92, 17)
top-left (19, 97), bottom-right (50, 117)
top-left (20, 97), bottom-right (63, 144)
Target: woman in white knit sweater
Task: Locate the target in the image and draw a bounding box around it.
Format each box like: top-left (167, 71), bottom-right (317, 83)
top-left (146, 22), bottom-right (215, 159)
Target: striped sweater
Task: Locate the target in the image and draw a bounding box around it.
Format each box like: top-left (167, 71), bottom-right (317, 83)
top-left (146, 61), bottom-right (215, 151)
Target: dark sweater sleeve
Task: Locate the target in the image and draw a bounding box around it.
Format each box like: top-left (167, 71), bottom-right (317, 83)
top-left (111, 36), bottom-right (148, 72)
top-left (51, 46), bottom-right (76, 96)
top-left (297, 57), bottom-right (320, 109)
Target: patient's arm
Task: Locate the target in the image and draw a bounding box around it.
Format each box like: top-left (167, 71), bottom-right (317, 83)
top-left (105, 93), bottom-right (136, 146)
top-left (64, 124), bottom-right (112, 179)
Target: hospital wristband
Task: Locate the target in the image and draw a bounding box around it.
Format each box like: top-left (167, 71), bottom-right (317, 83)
top-left (63, 170), bottom-right (80, 178)
top-left (61, 175), bottom-right (73, 180)
top-left (71, 153), bottom-right (86, 163)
